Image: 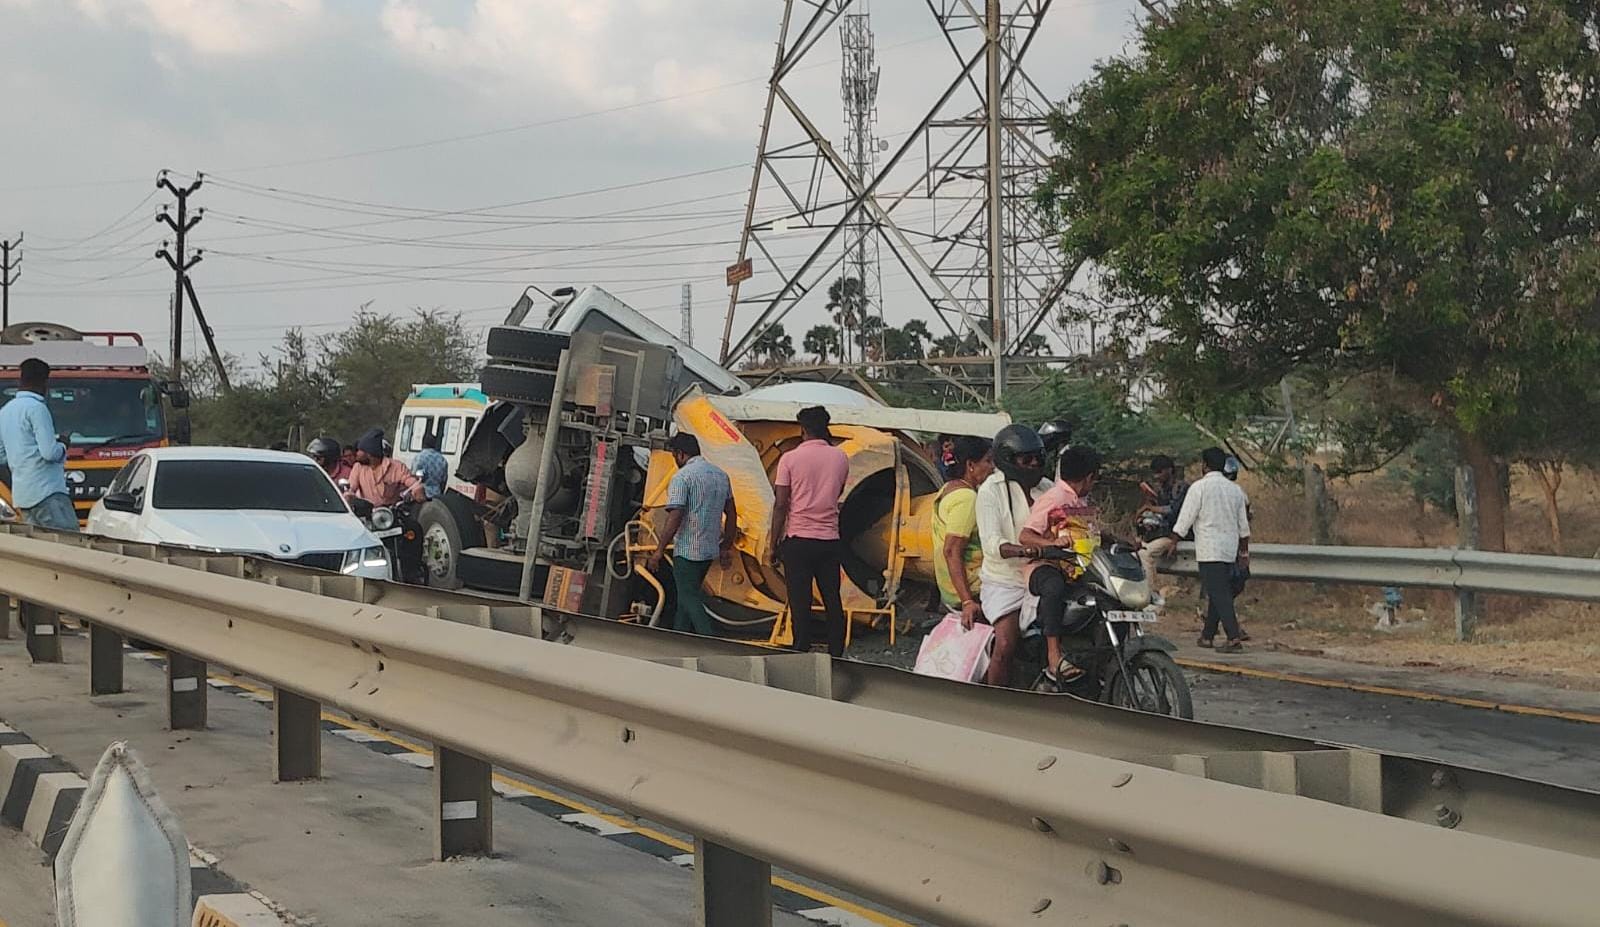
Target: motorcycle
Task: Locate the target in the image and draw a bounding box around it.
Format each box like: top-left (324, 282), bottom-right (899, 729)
top-left (348, 496), bottom-right (425, 585)
top-left (1015, 542), bottom-right (1194, 719)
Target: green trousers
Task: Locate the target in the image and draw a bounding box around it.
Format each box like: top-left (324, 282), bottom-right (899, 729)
top-left (672, 556), bottom-right (716, 636)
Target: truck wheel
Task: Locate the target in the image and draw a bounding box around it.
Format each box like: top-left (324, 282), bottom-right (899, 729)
top-left (418, 493), bottom-right (484, 590)
top-left (482, 363), bottom-right (557, 405)
top-left (486, 327), bottom-right (569, 367)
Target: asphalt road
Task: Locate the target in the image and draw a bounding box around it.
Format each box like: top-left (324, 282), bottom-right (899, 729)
top-left (1188, 669), bottom-right (1600, 791)
top-left (0, 823), bottom-right (55, 927)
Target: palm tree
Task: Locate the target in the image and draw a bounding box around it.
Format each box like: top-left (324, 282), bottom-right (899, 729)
top-left (803, 324), bottom-right (842, 364)
top-left (750, 323), bottom-right (795, 367)
top-left (825, 276), bottom-right (868, 363)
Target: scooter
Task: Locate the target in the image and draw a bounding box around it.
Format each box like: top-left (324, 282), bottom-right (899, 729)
top-left (1015, 542), bottom-right (1194, 719)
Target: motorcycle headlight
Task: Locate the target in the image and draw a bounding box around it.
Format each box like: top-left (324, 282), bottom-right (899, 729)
top-left (370, 507), bottom-right (396, 531)
top-left (342, 546), bottom-right (390, 574)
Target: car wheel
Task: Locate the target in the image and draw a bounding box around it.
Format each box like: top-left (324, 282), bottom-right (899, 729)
top-left (486, 327), bottom-right (569, 367)
top-left (418, 494), bottom-right (484, 590)
top-left (481, 363), bottom-right (558, 405)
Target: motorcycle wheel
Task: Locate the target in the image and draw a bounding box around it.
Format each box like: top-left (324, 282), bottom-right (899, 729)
top-left (1105, 651), bottom-right (1194, 719)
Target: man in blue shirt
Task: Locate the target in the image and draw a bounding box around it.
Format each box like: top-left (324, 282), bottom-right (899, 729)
top-left (412, 430), bottom-right (450, 501)
top-left (648, 433), bottom-right (737, 636)
top-left (0, 358), bottom-right (78, 531)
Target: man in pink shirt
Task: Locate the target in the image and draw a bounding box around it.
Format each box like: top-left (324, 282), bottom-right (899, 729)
top-left (1018, 445), bottom-right (1104, 690)
top-left (768, 405), bottom-right (851, 656)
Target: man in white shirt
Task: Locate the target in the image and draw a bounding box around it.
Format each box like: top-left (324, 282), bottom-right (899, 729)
top-left (1170, 447), bottom-right (1251, 652)
top-left (974, 424), bottom-right (1049, 686)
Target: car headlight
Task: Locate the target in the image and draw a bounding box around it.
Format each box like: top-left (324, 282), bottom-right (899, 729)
top-left (370, 507), bottom-right (396, 531)
top-left (341, 546), bottom-right (390, 574)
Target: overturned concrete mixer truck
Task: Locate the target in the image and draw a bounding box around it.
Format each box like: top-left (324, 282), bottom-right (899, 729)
top-left (414, 285), bottom-right (1009, 639)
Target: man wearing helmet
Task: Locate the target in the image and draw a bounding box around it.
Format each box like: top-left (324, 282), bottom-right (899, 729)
top-left (973, 423), bottom-right (1051, 686)
top-left (307, 436), bottom-right (353, 483)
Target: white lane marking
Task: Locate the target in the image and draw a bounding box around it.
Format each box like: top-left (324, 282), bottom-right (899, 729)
top-left (668, 853), bottom-right (696, 868)
top-left (558, 812), bottom-right (632, 836)
top-left (392, 752), bottom-right (434, 768)
top-left (798, 907), bottom-right (884, 927)
top-left (331, 728), bottom-right (386, 743)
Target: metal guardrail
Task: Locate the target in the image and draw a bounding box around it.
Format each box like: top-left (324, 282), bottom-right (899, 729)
top-left (4, 525), bottom-right (1600, 867)
top-left (2, 532), bottom-right (1600, 925)
top-left (1169, 541), bottom-right (1600, 601)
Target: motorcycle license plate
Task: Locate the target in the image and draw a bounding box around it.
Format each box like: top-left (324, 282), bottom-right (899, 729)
top-left (1106, 609), bottom-right (1159, 623)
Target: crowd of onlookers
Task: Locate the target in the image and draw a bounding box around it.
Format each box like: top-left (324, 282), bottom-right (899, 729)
top-left (651, 403), bottom-right (1256, 679)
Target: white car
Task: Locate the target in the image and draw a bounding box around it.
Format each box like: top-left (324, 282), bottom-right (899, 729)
top-left (86, 447), bottom-right (392, 580)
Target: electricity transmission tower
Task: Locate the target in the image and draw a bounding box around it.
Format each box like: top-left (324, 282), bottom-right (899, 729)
top-left (719, 0), bottom-right (1079, 400)
top-left (680, 283), bottom-right (694, 347)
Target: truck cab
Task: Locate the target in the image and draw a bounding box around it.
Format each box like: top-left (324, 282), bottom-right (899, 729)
top-left (0, 324), bottom-right (176, 524)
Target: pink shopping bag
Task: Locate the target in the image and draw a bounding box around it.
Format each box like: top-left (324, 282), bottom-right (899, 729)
top-left (912, 613), bottom-right (994, 683)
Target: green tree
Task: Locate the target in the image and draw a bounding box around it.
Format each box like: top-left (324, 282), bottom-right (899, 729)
top-left (803, 324), bottom-right (842, 364)
top-left (1040, 0), bottom-right (1600, 551)
top-left (320, 307), bottom-right (480, 439)
top-left (749, 322), bottom-right (796, 367)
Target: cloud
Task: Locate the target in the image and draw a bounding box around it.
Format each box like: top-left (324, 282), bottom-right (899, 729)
top-left (379, 0), bottom-right (764, 138)
top-left (74, 0), bottom-right (326, 56)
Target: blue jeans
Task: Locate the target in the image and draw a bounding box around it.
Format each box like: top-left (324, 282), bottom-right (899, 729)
top-left (22, 493), bottom-right (80, 532)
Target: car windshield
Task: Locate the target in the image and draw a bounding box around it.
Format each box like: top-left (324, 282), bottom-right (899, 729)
top-left (151, 460), bottom-right (346, 513)
top-left (1, 378), bottom-right (165, 446)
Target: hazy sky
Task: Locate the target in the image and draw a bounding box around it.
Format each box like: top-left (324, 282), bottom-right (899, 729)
top-left (0, 0), bottom-right (1145, 367)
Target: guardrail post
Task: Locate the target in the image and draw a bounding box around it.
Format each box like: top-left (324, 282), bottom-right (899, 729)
top-left (273, 689), bottom-right (321, 782)
top-left (0, 596), bottom-right (14, 640)
top-left (21, 601), bottom-right (61, 663)
top-left (434, 746), bottom-right (492, 859)
top-left (167, 652), bottom-right (207, 730)
top-left (695, 837), bottom-right (772, 927)
top-left (88, 622), bottom-right (124, 695)
top-left (1453, 464), bottom-right (1482, 641)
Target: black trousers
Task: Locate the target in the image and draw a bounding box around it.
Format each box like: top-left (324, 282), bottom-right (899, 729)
top-left (1198, 561), bottom-right (1244, 641)
top-left (1028, 564), bottom-right (1093, 637)
top-left (781, 537), bottom-right (847, 657)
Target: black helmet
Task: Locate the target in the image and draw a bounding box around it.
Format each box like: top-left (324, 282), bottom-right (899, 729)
top-left (993, 424), bottom-right (1045, 486)
top-left (1037, 419), bottom-right (1072, 452)
top-left (1223, 455), bottom-right (1242, 481)
top-left (306, 436), bottom-right (340, 464)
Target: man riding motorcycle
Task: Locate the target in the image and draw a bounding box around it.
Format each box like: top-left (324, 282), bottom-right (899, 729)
top-left (346, 431), bottom-right (423, 508)
top-left (345, 431), bottom-right (425, 583)
top-left (307, 436), bottom-right (353, 484)
top-left (1018, 445), bottom-right (1108, 690)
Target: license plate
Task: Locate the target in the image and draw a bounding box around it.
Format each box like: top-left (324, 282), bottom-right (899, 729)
top-left (1106, 609), bottom-right (1160, 623)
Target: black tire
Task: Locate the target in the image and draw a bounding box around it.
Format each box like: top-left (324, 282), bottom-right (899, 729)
top-left (486, 327), bottom-right (569, 367)
top-left (418, 492), bottom-right (485, 590)
top-left (1105, 650), bottom-right (1194, 719)
top-left (481, 363), bottom-right (557, 405)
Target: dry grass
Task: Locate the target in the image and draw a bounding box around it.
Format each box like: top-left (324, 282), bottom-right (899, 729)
top-left (1162, 467), bottom-right (1600, 690)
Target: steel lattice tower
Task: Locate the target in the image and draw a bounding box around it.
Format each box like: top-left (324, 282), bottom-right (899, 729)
top-left (839, 1), bottom-right (883, 364)
top-left (719, 0), bottom-right (1078, 400)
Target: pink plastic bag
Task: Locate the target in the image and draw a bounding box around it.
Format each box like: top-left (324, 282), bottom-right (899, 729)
top-left (913, 614), bottom-right (994, 683)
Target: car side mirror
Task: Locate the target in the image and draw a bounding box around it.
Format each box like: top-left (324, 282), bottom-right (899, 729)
top-left (102, 491), bottom-right (140, 514)
top-left (167, 386), bottom-right (192, 410)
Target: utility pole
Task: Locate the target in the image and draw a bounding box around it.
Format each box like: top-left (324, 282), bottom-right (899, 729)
top-left (680, 283), bottom-right (693, 347)
top-left (0, 233), bottom-right (20, 329)
top-left (155, 171), bottom-right (203, 384)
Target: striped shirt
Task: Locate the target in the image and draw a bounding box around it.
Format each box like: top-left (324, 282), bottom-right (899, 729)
top-left (666, 456), bottom-right (732, 561)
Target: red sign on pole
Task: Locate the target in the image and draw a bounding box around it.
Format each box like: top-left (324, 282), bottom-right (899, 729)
top-left (725, 258), bottom-right (753, 287)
